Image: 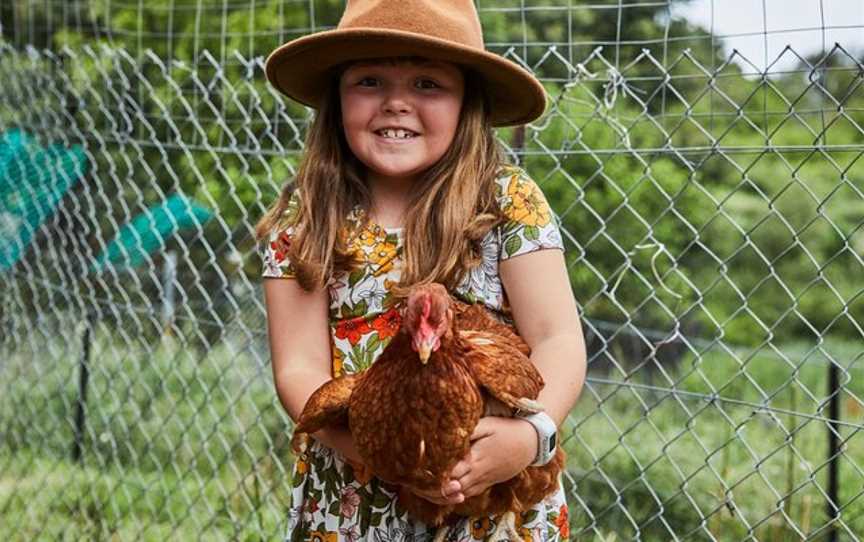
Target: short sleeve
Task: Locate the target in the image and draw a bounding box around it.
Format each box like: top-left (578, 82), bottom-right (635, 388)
top-left (495, 166), bottom-right (564, 260)
top-left (260, 186), bottom-right (301, 278)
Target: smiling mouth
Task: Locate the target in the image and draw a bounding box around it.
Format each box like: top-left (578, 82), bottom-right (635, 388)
top-left (374, 129), bottom-right (421, 141)
top-left (374, 133), bottom-right (420, 144)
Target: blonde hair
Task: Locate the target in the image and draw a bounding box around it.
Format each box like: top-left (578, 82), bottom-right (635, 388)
top-left (254, 56), bottom-right (512, 298)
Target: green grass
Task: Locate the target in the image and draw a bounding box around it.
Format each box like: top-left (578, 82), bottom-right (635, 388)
top-left (561, 338), bottom-right (864, 540)
top-left (2, 329), bottom-right (862, 540)
top-left (1, 331), bottom-right (296, 541)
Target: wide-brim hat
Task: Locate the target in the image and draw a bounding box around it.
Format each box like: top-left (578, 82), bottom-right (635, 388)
top-left (264, 0), bottom-right (548, 128)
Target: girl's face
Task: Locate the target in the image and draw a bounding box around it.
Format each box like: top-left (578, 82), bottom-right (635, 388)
top-left (339, 58), bottom-right (465, 187)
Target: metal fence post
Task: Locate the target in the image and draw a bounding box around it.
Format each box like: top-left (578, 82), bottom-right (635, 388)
top-left (71, 311), bottom-right (94, 464)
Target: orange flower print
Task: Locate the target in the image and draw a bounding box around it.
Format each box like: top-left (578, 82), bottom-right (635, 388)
top-left (555, 504), bottom-right (570, 539)
top-left (335, 316), bottom-right (372, 345)
top-left (519, 527), bottom-right (533, 542)
top-left (270, 230), bottom-right (293, 264)
top-left (369, 307), bottom-right (402, 340)
top-left (295, 457), bottom-right (308, 475)
top-left (470, 517), bottom-right (494, 539)
top-left (307, 531), bottom-right (337, 542)
top-left (504, 173), bottom-right (551, 227)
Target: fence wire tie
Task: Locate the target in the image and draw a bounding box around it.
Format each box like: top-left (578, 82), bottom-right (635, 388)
top-left (603, 67), bottom-right (646, 109)
top-left (607, 240), bottom-right (684, 304)
top-left (572, 62), bottom-right (597, 84)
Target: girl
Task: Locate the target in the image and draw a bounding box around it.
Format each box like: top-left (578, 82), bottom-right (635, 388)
top-left (256, 1), bottom-right (587, 540)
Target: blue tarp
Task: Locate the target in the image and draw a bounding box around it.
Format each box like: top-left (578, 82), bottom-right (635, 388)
top-left (89, 192), bottom-right (213, 274)
top-left (0, 128), bottom-right (214, 276)
top-left (0, 128), bottom-right (87, 271)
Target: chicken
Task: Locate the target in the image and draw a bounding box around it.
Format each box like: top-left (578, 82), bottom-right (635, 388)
top-left (291, 282), bottom-right (567, 541)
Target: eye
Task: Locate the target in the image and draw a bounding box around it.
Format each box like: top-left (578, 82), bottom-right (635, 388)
top-left (357, 76), bottom-right (379, 87)
top-left (416, 78), bottom-right (440, 89)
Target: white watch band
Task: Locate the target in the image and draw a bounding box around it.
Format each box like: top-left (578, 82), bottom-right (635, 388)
top-left (516, 411), bottom-right (557, 466)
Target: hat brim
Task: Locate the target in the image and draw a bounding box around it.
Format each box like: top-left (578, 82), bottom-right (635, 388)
top-left (264, 27), bottom-right (547, 127)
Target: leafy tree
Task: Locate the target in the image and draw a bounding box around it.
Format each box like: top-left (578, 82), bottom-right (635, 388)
top-left (2, 1), bottom-right (861, 350)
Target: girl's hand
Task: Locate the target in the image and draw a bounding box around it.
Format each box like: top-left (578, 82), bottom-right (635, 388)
top-left (404, 479), bottom-right (466, 506)
top-left (442, 416), bottom-right (538, 500)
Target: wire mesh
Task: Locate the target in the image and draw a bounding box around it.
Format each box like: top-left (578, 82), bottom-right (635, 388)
top-left (1, 1), bottom-right (863, 540)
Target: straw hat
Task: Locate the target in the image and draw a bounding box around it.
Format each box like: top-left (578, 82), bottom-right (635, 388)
top-left (264, 0), bottom-right (548, 127)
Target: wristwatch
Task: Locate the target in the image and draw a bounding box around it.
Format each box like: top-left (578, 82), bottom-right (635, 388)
top-left (516, 411), bottom-right (558, 466)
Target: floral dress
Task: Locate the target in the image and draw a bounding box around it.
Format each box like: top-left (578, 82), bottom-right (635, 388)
top-left (260, 164), bottom-right (570, 542)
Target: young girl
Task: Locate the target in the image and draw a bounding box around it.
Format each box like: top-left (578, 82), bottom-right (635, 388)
top-left (256, 1), bottom-right (586, 540)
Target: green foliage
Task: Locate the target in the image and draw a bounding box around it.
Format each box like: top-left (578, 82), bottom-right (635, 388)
top-left (5, 1), bottom-right (859, 347)
top-left (529, 50), bottom-right (864, 346)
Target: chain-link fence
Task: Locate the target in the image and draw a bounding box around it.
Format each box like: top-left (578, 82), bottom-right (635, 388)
top-left (2, 1), bottom-right (863, 540)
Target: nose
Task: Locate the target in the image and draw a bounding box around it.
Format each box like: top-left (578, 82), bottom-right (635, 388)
top-left (381, 86), bottom-right (413, 115)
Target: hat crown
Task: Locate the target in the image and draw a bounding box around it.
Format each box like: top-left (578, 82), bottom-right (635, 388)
top-left (264, 0), bottom-right (547, 126)
top-left (339, 0), bottom-right (484, 49)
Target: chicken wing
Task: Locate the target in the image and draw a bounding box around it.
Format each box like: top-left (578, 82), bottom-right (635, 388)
top-left (291, 374), bottom-right (359, 453)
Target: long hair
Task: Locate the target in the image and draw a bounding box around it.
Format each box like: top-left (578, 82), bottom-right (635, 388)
top-left (254, 56), bottom-right (512, 298)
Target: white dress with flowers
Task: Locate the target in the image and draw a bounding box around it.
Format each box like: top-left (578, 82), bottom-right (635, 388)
top-left (260, 164), bottom-right (571, 541)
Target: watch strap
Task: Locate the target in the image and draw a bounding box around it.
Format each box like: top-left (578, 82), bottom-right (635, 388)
top-left (516, 411), bottom-right (557, 466)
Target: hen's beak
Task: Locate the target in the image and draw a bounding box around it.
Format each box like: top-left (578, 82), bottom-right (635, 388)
top-left (418, 342), bottom-right (432, 364)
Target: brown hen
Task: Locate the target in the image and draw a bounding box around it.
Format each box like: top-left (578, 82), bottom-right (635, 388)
top-left (291, 282), bottom-right (566, 542)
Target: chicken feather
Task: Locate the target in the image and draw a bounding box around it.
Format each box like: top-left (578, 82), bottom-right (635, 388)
top-left (290, 283), bottom-right (567, 541)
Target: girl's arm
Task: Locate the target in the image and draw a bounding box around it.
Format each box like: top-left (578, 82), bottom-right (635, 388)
top-left (499, 247), bottom-right (587, 428)
top-left (442, 247), bottom-right (586, 501)
top-left (263, 277), bottom-right (363, 464)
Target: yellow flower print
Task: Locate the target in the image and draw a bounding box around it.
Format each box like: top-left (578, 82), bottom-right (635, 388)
top-left (355, 228), bottom-right (378, 248)
top-left (369, 239), bottom-right (399, 275)
top-left (279, 194), bottom-right (301, 226)
top-left (503, 173), bottom-right (551, 227)
top-left (307, 531), bottom-right (337, 542)
top-left (339, 226), bottom-right (368, 265)
top-left (332, 347), bottom-right (345, 378)
top-left (295, 457), bottom-right (308, 475)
